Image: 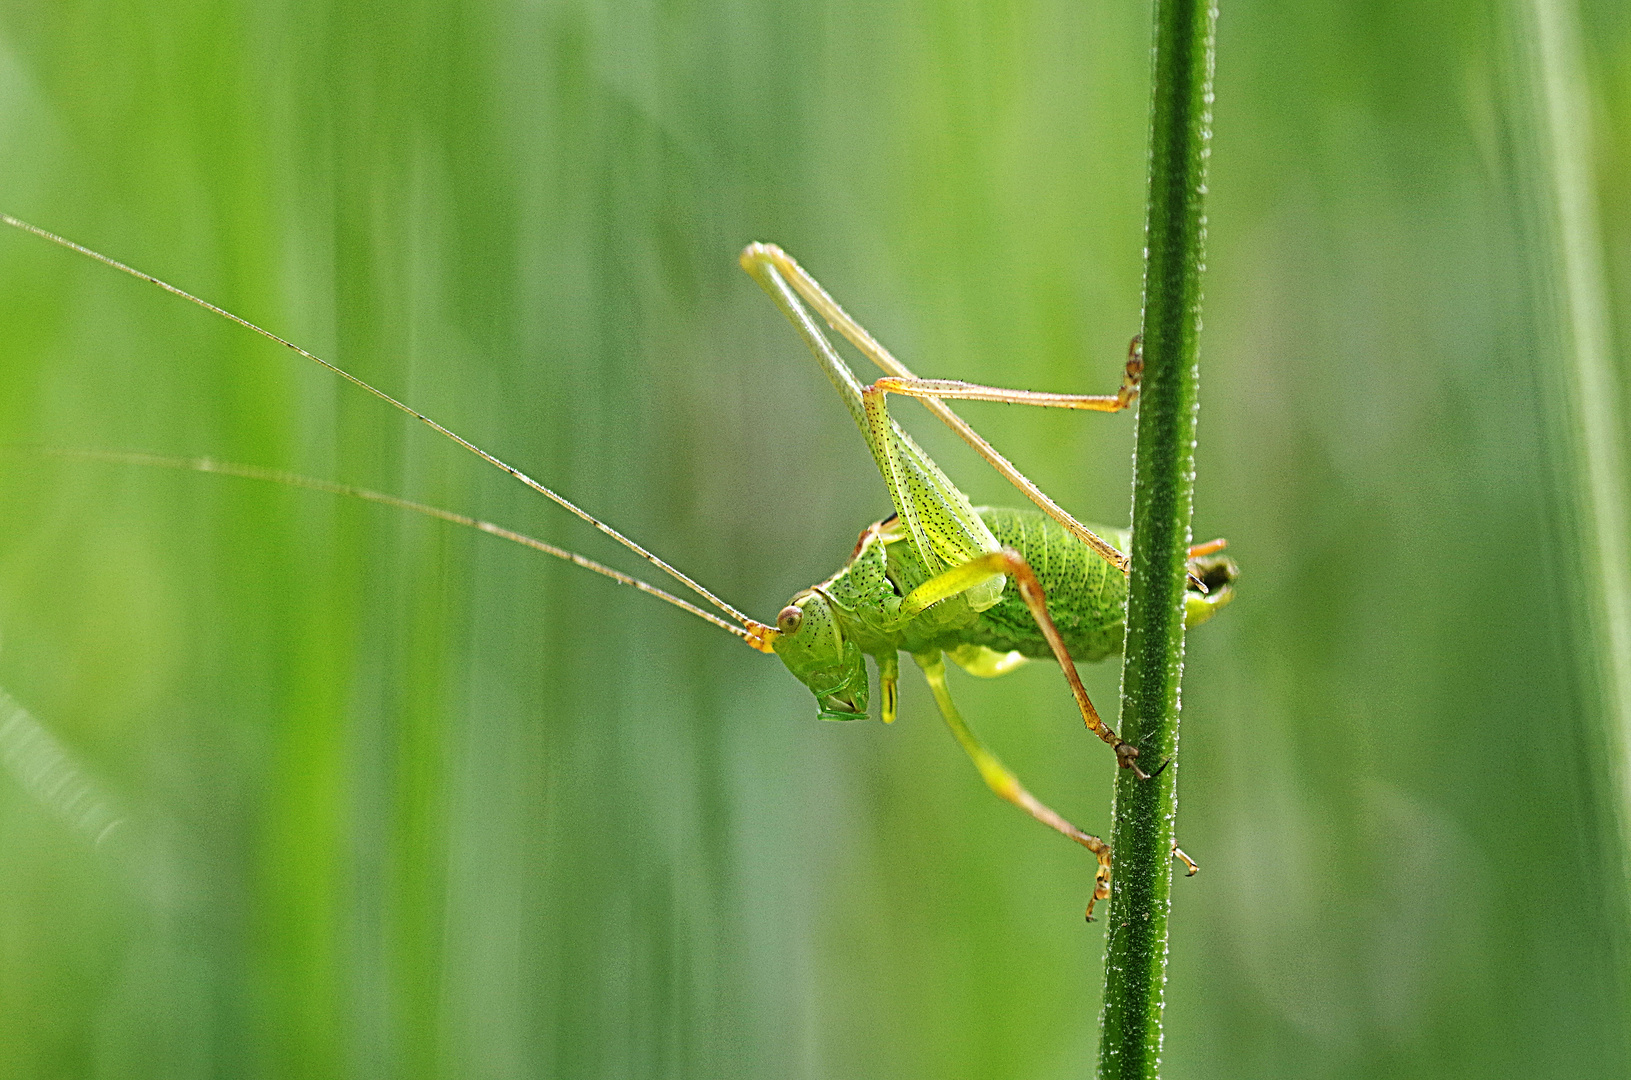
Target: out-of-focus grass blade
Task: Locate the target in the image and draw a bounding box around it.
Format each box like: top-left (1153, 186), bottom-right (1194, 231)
top-left (1507, 0), bottom-right (1631, 974)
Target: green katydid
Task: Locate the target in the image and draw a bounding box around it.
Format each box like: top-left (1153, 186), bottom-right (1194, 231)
top-left (2, 217), bottom-right (1235, 919)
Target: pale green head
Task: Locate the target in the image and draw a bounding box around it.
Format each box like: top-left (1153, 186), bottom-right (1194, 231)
top-left (771, 589), bottom-right (870, 721)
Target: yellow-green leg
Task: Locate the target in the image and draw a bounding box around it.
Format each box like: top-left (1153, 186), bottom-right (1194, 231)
top-left (916, 653), bottom-right (1114, 920)
top-left (740, 242), bottom-right (1134, 575)
top-left (871, 333), bottom-right (1142, 413)
top-left (898, 547), bottom-right (1148, 777)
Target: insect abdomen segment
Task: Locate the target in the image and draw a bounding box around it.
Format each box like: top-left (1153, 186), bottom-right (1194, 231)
top-left (953, 507), bottom-right (1128, 663)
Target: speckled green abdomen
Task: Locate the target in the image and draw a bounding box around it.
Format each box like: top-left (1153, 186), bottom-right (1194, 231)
top-left (964, 507), bottom-right (1129, 662)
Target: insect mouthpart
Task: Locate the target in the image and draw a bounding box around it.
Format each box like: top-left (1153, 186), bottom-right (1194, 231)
top-left (818, 696), bottom-right (866, 720)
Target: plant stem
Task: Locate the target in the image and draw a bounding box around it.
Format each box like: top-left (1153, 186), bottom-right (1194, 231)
top-left (1096, 0), bottom-right (1217, 1076)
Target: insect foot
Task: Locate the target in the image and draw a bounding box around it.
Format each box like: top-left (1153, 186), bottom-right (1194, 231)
top-left (1116, 742), bottom-right (1151, 780)
top-left (1121, 334), bottom-right (1144, 402)
top-left (1084, 843), bottom-right (1114, 921)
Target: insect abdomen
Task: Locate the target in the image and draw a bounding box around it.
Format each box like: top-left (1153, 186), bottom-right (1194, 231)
top-left (966, 507), bottom-right (1128, 663)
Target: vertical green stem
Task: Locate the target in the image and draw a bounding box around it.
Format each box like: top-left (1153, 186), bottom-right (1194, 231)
top-left (1096, 0), bottom-right (1217, 1076)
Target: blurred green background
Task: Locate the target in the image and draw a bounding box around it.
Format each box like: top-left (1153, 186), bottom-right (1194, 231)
top-left (1, 0), bottom-right (1629, 1077)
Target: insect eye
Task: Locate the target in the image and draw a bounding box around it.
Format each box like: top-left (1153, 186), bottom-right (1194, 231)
top-left (777, 605), bottom-right (804, 635)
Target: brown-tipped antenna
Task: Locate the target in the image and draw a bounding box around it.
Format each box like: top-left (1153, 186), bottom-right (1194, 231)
top-left (2, 214), bottom-right (769, 643)
top-left (29, 447), bottom-right (781, 653)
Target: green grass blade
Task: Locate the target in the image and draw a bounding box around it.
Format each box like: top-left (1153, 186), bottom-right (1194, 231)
top-left (1507, 0), bottom-right (1631, 996)
top-left (1096, 0), bottom-right (1218, 1076)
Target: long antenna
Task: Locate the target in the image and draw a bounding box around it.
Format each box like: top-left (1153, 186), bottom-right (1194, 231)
top-left (31, 447), bottom-right (758, 644)
top-left (2, 214), bottom-right (776, 651)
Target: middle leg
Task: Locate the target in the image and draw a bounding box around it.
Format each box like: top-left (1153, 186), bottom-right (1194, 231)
top-left (916, 652), bottom-right (1114, 920)
top-left (896, 547), bottom-right (1148, 777)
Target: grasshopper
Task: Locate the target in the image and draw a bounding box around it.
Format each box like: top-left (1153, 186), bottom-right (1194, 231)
top-left (3, 217), bottom-right (1235, 919)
